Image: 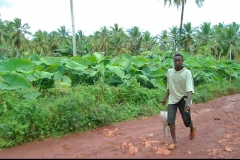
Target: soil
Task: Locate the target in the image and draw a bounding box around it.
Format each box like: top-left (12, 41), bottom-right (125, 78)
top-left (0, 94), bottom-right (240, 159)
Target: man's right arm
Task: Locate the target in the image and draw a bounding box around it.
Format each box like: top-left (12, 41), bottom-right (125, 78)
top-left (161, 89), bottom-right (170, 105)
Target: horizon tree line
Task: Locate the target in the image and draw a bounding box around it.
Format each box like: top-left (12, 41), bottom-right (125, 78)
top-left (0, 17), bottom-right (239, 62)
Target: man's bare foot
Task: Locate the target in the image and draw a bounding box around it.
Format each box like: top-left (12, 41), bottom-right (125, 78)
top-left (167, 143), bottom-right (178, 150)
top-left (189, 127), bottom-right (196, 139)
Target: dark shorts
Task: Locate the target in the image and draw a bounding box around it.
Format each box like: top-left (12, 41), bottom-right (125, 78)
top-left (167, 97), bottom-right (192, 127)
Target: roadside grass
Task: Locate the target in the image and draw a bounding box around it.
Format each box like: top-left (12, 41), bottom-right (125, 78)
top-left (0, 78), bottom-right (239, 150)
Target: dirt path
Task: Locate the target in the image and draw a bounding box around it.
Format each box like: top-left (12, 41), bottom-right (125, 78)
top-left (0, 94), bottom-right (239, 158)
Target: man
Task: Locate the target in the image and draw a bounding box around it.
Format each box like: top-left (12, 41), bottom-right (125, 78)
top-left (161, 53), bottom-right (196, 150)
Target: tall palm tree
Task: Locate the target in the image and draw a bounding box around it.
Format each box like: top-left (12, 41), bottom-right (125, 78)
top-left (126, 26), bottom-right (142, 55)
top-left (109, 31), bottom-right (130, 56)
top-left (70, 0), bottom-right (77, 56)
top-left (9, 17), bottom-right (31, 58)
top-left (217, 22), bottom-right (240, 61)
top-left (48, 31), bottom-right (59, 53)
top-left (110, 23), bottom-right (124, 33)
top-left (168, 25), bottom-right (179, 52)
top-left (180, 22), bottom-right (198, 53)
top-left (211, 23), bottom-right (226, 59)
top-left (164, 0), bottom-right (205, 50)
top-left (0, 20), bottom-right (10, 57)
top-left (76, 30), bottom-right (92, 54)
top-left (0, 20), bottom-right (7, 46)
top-left (195, 22), bottom-right (213, 47)
top-left (141, 31), bottom-right (157, 51)
top-left (30, 30), bottom-right (50, 56)
top-left (195, 22), bottom-right (216, 56)
top-left (157, 30), bottom-right (171, 51)
top-left (55, 26), bottom-right (71, 47)
top-left (92, 26), bottom-right (111, 55)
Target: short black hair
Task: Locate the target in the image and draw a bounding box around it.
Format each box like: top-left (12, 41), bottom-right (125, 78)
top-left (174, 53), bottom-right (184, 61)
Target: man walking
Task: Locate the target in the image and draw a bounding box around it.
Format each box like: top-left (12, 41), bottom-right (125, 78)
top-left (161, 53), bottom-right (196, 150)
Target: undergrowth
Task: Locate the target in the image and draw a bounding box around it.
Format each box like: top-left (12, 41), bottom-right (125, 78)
top-left (0, 79), bottom-right (239, 150)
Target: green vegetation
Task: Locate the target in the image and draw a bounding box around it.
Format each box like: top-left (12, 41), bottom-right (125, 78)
top-left (0, 52), bottom-right (239, 150)
top-left (0, 52), bottom-right (239, 91)
top-left (0, 77), bottom-right (239, 150)
top-left (0, 16), bottom-right (239, 150)
top-left (0, 18), bottom-right (240, 62)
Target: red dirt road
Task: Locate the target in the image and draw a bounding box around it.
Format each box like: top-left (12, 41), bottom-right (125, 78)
top-left (0, 94), bottom-right (239, 158)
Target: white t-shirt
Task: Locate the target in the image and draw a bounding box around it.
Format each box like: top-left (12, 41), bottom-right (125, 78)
top-left (167, 67), bottom-right (194, 104)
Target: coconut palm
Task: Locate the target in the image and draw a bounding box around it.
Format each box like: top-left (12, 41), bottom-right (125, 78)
top-left (157, 30), bottom-right (171, 51)
top-left (0, 20), bottom-right (7, 46)
top-left (9, 17), bottom-right (31, 58)
top-left (1, 20), bottom-right (13, 46)
top-left (55, 26), bottom-right (71, 47)
top-left (141, 31), bottom-right (157, 51)
top-left (0, 20), bottom-right (10, 57)
top-left (30, 30), bottom-right (50, 56)
top-left (194, 22), bottom-right (216, 56)
top-left (126, 26), bottom-right (142, 55)
top-left (109, 31), bottom-right (130, 56)
top-left (164, 0), bottom-right (205, 50)
top-left (217, 22), bottom-right (240, 61)
top-left (168, 25), bottom-right (179, 52)
top-left (92, 26), bottom-right (111, 55)
top-left (110, 23), bottom-right (124, 33)
top-left (70, 0), bottom-right (77, 56)
top-left (210, 23), bottom-right (227, 59)
top-left (47, 31), bottom-right (59, 53)
top-left (180, 22), bottom-right (198, 53)
top-left (195, 22), bottom-right (213, 46)
top-left (76, 30), bottom-right (92, 54)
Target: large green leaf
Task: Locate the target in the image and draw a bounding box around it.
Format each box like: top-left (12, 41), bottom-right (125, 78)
top-left (148, 69), bottom-right (166, 78)
top-left (54, 71), bottom-right (72, 87)
top-left (40, 57), bottom-right (64, 73)
top-left (0, 73), bottom-right (32, 90)
top-left (146, 64), bottom-right (160, 71)
top-left (0, 58), bottom-right (35, 73)
top-left (137, 75), bottom-right (149, 81)
top-left (113, 58), bottom-right (130, 68)
top-left (191, 68), bottom-right (202, 79)
top-left (20, 73), bottom-right (37, 82)
top-left (33, 71), bottom-right (54, 79)
top-left (121, 54), bottom-right (132, 60)
top-left (22, 90), bottom-right (41, 99)
top-left (93, 52), bottom-right (105, 64)
top-left (161, 58), bottom-right (173, 66)
top-left (107, 65), bottom-right (125, 79)
top-left (62, 58), bottom-right (88, 72)
top-left (131, 56), bottom-right (149, 68)
top-left (71, 56), bottom-right (91, 66)
top-left (40, 57), bottom-right (62, 65)
top-left (150, 78), bottom-right (165, 89)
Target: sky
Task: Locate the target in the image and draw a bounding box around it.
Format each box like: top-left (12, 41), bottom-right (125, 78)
top-left (0, 0), bottom-right (240, 37)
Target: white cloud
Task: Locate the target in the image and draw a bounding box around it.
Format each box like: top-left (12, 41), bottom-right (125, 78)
top-left (0, 0), bottom-right (13, 8)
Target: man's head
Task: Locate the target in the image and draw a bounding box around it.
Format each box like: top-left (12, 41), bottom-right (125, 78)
top-left (173, 53), bottom-right (184, 70)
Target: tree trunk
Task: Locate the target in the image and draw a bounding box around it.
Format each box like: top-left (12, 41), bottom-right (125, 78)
top-left (229, 48), bottom-right (232, 83)
top-left (70, 0), bottom-right (77, 56)
top-left (178, 0), bottom-right (185, 51)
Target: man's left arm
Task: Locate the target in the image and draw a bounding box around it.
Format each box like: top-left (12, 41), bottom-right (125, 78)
top-left (185, 70), bottom-right (194, 111)
top-left (185, 91), bottom-right (192, 111)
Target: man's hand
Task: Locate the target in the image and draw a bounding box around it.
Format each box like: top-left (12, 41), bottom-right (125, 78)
top-left (185, 102), bottom-right (191, 112)
top-left (162, 90), bottom-right (169, 106)
top-left (161, 99), bottom-right (166, 105)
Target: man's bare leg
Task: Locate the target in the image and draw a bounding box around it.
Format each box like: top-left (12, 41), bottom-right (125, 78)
top-left (169, 123), bottom-right (177, 144)
top-left (189, 121), bottom-right (196, 139)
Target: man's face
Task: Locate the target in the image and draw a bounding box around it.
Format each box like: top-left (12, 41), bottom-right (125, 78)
top-left (174, 56), bottom-right (183, 69)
